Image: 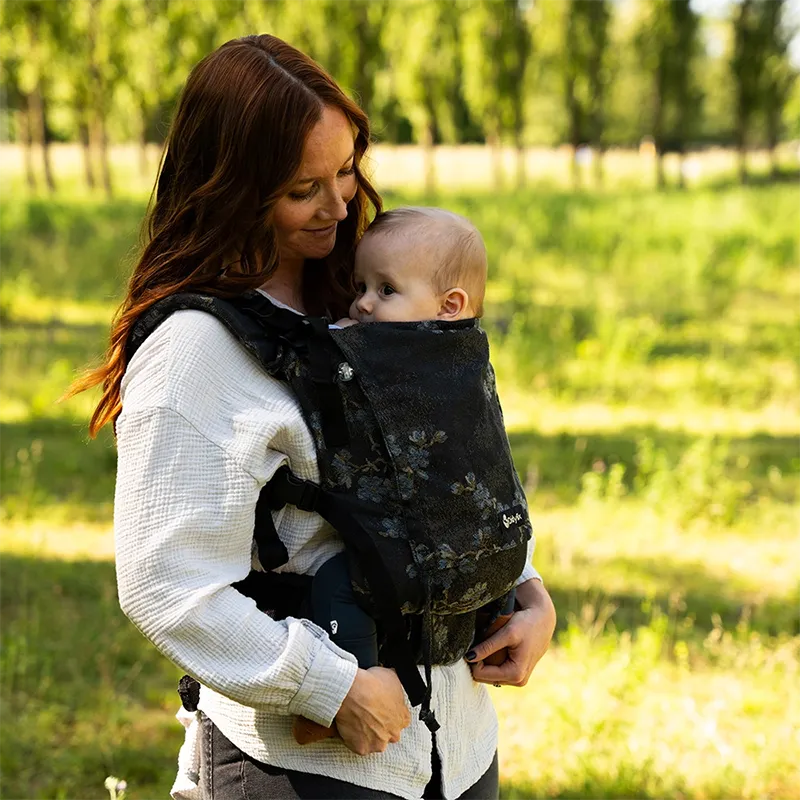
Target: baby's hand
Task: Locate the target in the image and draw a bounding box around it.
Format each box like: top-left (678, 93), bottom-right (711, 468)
top-left (335, 318), bottom-right (358, 328)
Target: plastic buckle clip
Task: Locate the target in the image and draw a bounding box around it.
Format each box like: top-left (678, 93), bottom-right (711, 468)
top-left (284, 471), bottom-right (322, 512)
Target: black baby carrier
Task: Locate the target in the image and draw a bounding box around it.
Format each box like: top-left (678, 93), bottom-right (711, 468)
top-left (127, 290), bottom-right (532, 731)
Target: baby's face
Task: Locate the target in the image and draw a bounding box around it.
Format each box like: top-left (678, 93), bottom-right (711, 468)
top-left (349, 234), bottom-right (442, 323)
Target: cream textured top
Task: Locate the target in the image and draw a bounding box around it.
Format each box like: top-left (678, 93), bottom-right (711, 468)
top-left (113, 295), bottom-right (540, 800)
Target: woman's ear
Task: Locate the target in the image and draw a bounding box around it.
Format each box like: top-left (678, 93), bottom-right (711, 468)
top-left (437, 288), bottom-right (470, 320)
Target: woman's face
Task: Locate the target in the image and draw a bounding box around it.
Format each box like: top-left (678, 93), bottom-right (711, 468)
top-left (273, 105), bottom-right (358, 269)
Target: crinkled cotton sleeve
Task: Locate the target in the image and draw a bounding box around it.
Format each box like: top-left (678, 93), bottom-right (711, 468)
top-left (514, 531), bottom-right (542, 587)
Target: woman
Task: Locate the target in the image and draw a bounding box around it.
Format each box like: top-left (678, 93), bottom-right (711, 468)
top-left (77, 35), bottom-right (556, 799)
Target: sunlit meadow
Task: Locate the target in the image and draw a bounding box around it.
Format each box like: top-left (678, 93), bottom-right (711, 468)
top-left (1, 146), bottom-right (798, 798)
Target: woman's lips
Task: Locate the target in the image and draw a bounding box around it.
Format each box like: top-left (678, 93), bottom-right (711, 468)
top-left (305, 224), bottom-right (336, 238)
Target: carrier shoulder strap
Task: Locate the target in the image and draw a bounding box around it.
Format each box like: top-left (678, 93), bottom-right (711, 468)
top-left (126, 290), bottom-right (298, 374)
top-left (126, 290), bottom-right (301, 571)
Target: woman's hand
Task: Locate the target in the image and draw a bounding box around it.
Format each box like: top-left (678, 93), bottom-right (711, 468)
top-left (467, 578), bottom-right (556, 687)
top-left (335, 666), bottom-right (411, 755)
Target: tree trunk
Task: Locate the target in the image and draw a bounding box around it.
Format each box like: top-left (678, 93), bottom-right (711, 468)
top-left (488, 129), bottom-right (503, 191)
top-left (88, 0), bottom-right (110, 197)
top-left (139, 105), bottom-right (149, 178)
top-left (353, 4), bottom-right (373, 117)
top-left (422, 121), bottom-right (436, 196)
top-left (21, 102), bottom-right (37, 191)
top-left (79, 118), bottom-right (96, 189)
top-left (767, 109), bottom-right (780, 180)
top-left (656, 149), bottom-right (665, 190)
top-left (515, 144), bottom-right (525, 190)
top-left (653, 60), bottom-right (666, 189)
top-left (677, 152), bottom-right (686, 190)
top-left (566, 77), bottom-right (581, 190)
top-left (593, 145), bottom-right (604, 188)
top-left (735, 85), bottom-right (749, 184)
top-left (737, 143), bottom-right (748, 184)
top-left (97, 113), bottom-right (113, 199)
top-left (40, 91), bottom-right (56, 193)
top-left (30, 83), bottom-right (56, 193)
top-left (571, 147), bottom-right (580, 190)
top-left (512, 110), bottom-right (525, 188)
top-left (769, 145), bottom-right (779, 180)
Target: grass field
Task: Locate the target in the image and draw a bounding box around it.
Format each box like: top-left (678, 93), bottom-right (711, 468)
top-left (1, 150), bottom-right (799, 799)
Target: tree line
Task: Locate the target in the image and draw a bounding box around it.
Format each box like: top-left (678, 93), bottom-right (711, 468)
top-left (2, 0), bottom-right (797, 196)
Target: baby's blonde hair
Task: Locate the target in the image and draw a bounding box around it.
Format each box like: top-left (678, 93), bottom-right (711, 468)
top-left (364, 207), bottom-right (488, 317)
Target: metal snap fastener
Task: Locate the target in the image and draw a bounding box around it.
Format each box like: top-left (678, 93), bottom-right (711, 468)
top-left (337, 362), bottom-right (354, 382)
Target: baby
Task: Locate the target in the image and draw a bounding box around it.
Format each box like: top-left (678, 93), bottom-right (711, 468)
top-left (295, 206), bottom-right (511, 744)
top-left (336, 206), bottom-right (488, 327)
top-left (340, 205), bottom-right (511, 644)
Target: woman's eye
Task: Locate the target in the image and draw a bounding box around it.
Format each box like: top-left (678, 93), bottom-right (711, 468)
top-left (379, 284), bottom-right (396, 297)
top-left (289, 185), bottom-right (317, 202)
top-left (339, 166), bottom-right (355, 177)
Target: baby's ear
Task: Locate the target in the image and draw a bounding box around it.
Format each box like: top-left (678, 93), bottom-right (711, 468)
top-left (437, 288), bottom-right (470, 320)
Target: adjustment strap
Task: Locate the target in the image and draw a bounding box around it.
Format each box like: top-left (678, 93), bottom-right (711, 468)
top-left (300, 318), bottom-right (350, 449)
top-left (264, 465), bottom-right (322, 512)
top-left (303, 317), bottom-right (334, 383)
top-left (253, 484), bottom-right (290, 570)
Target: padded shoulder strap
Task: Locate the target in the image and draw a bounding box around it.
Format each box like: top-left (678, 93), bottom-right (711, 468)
top-left (126, 290), bottom-right (305, 571)
top-left (126, 290), bottom-right (300, 375)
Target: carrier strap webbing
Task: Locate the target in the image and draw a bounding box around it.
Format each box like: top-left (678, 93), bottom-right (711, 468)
top-left (300, 317), bottom-right (350, 449)
top-left (266, 466), bottom-right (439, 732)
top-left (252, 487), bottom-right (290, 571)
top-left (126, 291), bottom-right (298, 375)
top-left (125, 291), bottom-right (347, 565)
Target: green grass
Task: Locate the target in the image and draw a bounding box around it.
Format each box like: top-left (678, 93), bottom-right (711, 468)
top-left (1, 177), bottom-right (798, 798)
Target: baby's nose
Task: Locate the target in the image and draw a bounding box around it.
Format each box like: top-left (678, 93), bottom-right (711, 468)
top-left (355, 293), bottom-right (372, 313)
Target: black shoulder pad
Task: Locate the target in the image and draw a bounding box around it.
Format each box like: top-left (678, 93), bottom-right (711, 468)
top-left (126, 290), bottom-right (300, 376)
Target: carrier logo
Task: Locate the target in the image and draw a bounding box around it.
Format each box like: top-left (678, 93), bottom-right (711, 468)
top-left (330, 620), bottom-right (339, 635)
top-left (499, 505), bottom-right (527, 530)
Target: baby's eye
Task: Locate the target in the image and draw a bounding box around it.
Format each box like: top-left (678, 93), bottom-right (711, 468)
top-left (355, 282), bottom-right (366, 294)
top-left (379, 284), bottom-right (396, 297)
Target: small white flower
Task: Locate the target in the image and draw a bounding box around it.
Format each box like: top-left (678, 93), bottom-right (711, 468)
top-left (104, 776), bottom-right (127, 800)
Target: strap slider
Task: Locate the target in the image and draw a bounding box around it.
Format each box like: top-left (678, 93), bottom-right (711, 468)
top-left (419, 708), bottom-right (440, 733)
top-left (283, 470), bottom-right (322, 512)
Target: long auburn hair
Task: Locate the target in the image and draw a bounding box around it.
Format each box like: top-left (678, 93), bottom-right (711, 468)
top-left (70, 34), bottom-right (381, 437)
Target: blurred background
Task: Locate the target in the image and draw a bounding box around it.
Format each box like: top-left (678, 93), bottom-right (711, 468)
top-left (1, 0), bottom-right (799, 798)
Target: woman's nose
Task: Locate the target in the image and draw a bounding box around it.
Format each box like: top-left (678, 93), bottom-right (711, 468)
top-left (320, 185), bottom-right (349, 221)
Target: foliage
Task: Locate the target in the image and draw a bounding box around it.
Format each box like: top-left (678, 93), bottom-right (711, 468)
top-left (2, 0), bottom-right (798, 166)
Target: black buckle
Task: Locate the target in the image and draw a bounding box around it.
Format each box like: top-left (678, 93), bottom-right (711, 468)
top-left (283, 470), bottom-right (322, 512)
top-left (178, 674), bottom-right (200, 712)
top-left (267, 466), bottom-right (322, 513)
